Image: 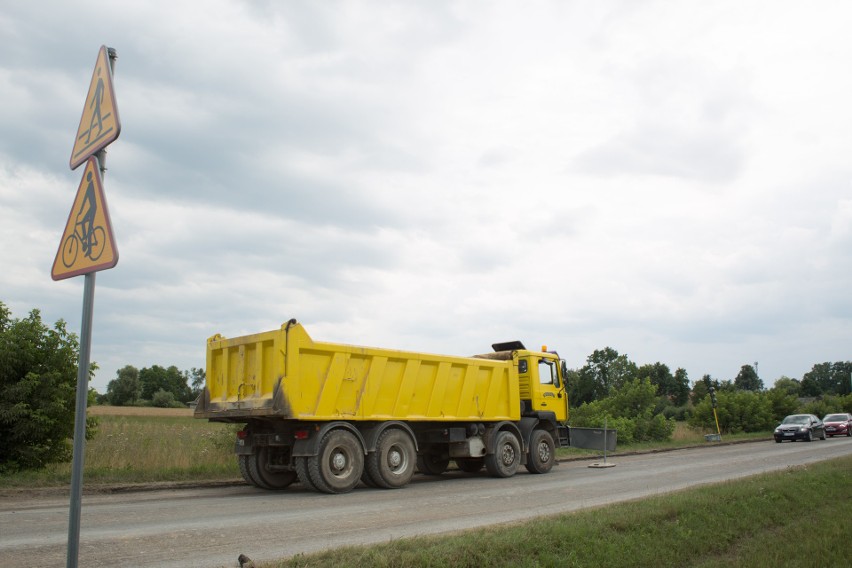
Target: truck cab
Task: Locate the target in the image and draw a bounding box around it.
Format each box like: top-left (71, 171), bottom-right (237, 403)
top-left (517, 351), bottom-right (568, 422)
top-left (491, 341), bottom-right (568, 422)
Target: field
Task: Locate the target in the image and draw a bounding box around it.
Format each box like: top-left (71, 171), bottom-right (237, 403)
top-left (0, 405), bottom-right (239, 489)
top-left (88, 405), bottom-right (194, 417)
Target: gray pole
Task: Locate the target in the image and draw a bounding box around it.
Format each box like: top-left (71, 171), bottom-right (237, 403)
top-left (66, 47), bottom-right (116, 568)
top-left (66, 272), bottom-right (95, 568)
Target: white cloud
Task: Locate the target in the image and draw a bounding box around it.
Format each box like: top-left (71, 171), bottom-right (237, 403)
top-left (1, 1), bottom-right (850, 393)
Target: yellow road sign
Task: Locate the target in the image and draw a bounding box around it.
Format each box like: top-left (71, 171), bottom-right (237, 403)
top-left (69, 46), bottom-right (120, 170)
top-left (52, 157), bottom-right (119, 280)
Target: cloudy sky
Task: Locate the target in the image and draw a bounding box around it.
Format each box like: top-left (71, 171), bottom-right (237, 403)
top-left (2, 1), bottom-right (850, 394)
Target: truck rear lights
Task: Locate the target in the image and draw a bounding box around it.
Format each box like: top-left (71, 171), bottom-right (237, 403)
top-left (294, 430), bottom-right (309, 440)
top-left (236, 430), bottom-right (248, 440)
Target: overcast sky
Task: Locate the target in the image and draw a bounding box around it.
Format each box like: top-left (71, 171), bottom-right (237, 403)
top-left (2, 1), bottom-right (850, 394)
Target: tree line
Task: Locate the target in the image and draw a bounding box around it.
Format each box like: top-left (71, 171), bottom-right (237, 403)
top-left (101, 364), bottom-right (205, 408)
top-left (565, 346), bottom-right (852, 444)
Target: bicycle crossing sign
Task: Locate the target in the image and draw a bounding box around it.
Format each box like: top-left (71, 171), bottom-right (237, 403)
top-left (51, 156), bottom-right (118, 280)
top-left (69, 45), bottom-right (121, 170)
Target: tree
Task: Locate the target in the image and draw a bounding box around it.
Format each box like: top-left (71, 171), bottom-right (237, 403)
top-left (105, 365), bottom-right (141, 406)
top-left (187, 367), bottom-right (206, 399)
top-left (771, 376), bottom-right (801, 398)
top-left (637, 363), bottom-right (690, 406)
top-left (734, 364), bottom-right (763, 391)
top-left (567, 366), bottom-right (596, 407)
top-left (139, 365), bottom-right (192, 403)
top-left (801, 361), bottom-right (852, 396)
top-left (671, 368), bottom-right (691, 406)
top-left (690, 374), bottom-right (713, 405)
top-left (572, 347), bottom-right (638, 404)
top-left (0, 301), bottom-right (96, 472)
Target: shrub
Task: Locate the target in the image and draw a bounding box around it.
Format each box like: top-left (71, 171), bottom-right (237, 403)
top-left (689, 390), bottom-right (775, 433)
top-left (0, 302), bottom-right (97, 472)
top-left (799, 394), bottom-right (852, 418)
top-left (151, 389), bottom-right (177, 408)
top-left (568, 378), bottom-right (675, 444)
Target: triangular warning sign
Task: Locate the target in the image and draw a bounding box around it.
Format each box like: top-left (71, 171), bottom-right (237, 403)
top-left (69, 45), bottom-right (121, 170)
top-left (52, 156), bottom-right (119, 280)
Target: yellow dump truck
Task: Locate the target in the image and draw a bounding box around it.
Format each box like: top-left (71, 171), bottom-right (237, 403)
top-left (194, 319), bottom-right (570, 494)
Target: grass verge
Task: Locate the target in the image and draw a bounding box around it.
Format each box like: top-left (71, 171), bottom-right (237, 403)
top-left (268, 455), bottom-right (851, 568)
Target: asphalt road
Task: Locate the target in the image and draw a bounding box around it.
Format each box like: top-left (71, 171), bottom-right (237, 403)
top-left (2, 437), bottom-right (851, 568)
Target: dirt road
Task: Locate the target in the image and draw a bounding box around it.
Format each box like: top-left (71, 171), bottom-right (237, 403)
top-left (2, 438), bottom-right (850, 568)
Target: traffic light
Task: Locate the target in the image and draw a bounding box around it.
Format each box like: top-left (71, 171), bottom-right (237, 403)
top-left (708, 386), bottom-right (718, 408)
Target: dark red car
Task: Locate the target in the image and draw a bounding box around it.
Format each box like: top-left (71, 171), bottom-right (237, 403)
top-left (822, 413), bottom-right (852, 437)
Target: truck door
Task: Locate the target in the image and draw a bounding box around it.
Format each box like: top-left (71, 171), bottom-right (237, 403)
top-left (531, 356), bottom-right (567, 421)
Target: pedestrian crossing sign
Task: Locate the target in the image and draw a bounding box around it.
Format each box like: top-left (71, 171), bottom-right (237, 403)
top-left (69, 45), bottom-right (121, 170)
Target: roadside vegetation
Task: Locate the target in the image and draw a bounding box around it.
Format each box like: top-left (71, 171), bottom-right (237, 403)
top-left (0, 408), bottom-right (238, 489)
top-left (265, 454), bottom-right (852, 568)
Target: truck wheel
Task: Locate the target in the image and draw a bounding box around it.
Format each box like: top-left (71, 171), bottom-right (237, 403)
top-left (295, 457), bottom-right (320, 492)
top-left (308, 429), bottom-right (364, 494)
top-left (238, 455), bottom-right (259, 487)
top-left (485, 430), bottom-right (521, 478)
top-left (455, 458), bottom-right (484, 473)
top-left (360, 469), bottom-right (380, 488)
top-left (525, 430), bottom-right (555, 474)
top-left (249, 447), bottom-right (298, 489)
top-left (366, 428), bottom-right (416, 489)
top-left (417, 453), bottom-right (450, 475)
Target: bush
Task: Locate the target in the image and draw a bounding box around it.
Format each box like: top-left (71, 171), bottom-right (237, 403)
top-left (765, 389), bottom-right (799, 422)
top-left (799, 394), bottom-right (852, 418)
top-left (661, 404), bottom-right (692, 421)
top-left (568, 378), bottom-right (675, 444)
top-left (689, 390), bottom-right (775, 433)
top-left (151, 389), bottom-right (182, 408)
top-left (0, 302), bottom-right (97, 472)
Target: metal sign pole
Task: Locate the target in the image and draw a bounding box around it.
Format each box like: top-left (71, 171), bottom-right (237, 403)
top-left (66, 270), bottom-right (96, 568)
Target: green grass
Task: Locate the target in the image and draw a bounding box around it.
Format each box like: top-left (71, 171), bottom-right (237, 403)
top-left (268, 455), bottom-right (852, 568)
top-left (0, 414), bottom-right (239, 488)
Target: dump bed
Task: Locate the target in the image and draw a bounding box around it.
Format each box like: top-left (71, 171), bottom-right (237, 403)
top-left (194, 320), bottom-right (521, 423)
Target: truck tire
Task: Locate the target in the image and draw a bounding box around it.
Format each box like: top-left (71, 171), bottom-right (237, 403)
top-left (295, 457), bottom-right (320, 491)
top-left (360, 469), bottom-right (380, 488)
top-left (455, 458), bottom-right (484, 473)
top-left (417, 453), bottom-right (450, 475)
top-left (485, 430), bottom-right (521, 478)
top-left (238, 455), bottom-right (259, 487)
top-left (525, 429), bottom-right (555, 474)
top-left (365, 428), bottom-right (416, 489)
top-left (248, 447), bottom-right (298, 489)
top-left (307, 429), bottom-right (364, 494)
